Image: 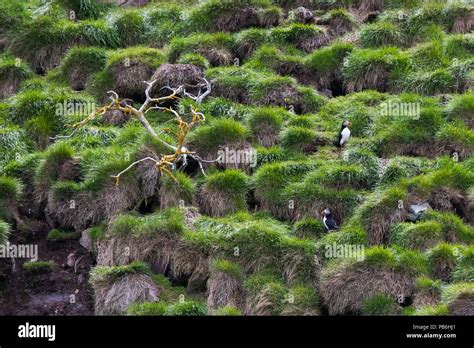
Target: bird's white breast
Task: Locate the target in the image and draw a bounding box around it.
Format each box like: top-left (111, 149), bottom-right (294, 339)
top-left (323, 216), bottom-right (328, 230)
top-left (340, 127), bottom-right (351, 145)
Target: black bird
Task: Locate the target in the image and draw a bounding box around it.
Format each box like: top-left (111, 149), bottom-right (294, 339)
top-left (119, 98), bottom-right (134, 108)
top-left (335, 120), bottom-right (351, 147)
top-left (323, 208), bottom-right (339, 232)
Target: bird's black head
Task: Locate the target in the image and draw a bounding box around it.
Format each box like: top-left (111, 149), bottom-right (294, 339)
top-left (342, 120), bottom-right (351, 128)
top-left (119, 98), bottom-right (134, 108)
top-left (323, 208), bottom-right (331, 216)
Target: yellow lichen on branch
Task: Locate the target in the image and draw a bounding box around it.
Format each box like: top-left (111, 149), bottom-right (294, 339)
top-left (70, 79), bottom-right (213, 187)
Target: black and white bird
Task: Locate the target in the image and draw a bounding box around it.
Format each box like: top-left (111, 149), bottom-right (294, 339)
top-left (336, 120), bottom-right (351, 147)
top-left (322, 208), bottom-right (339, 232)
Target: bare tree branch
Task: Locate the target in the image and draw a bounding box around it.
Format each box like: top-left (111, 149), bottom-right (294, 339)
top-left (71, 78), bottom-right (217, 185)
top-left (110, 156), bottom-right (159, 186)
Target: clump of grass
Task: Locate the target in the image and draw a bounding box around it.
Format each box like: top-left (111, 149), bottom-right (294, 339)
top-left (0, 54), bottom-right (32, 99)
top-left (89, 224), bottom-right (107, 242)
top-left (190, 118), bottom-right (247, 155)
top-left (91, 46), bottom-right (164, 101)
top-left (0, 126), bottom-right (31, 171)
top-left (316, 226), bottom-right (367, 263)
top-left (342, 47), bottom-right (409, 93)
top-left (284, 171), bottom-right (362, 223)
top-left (23, 261), bottom-right (55, 274)
top-left (10, 17), bottom-right (118, 73)
top-left (8, 87), bottom-right (94, 148)
top-left (207, 258), bottom-right (245, 312)
top-left (54, 47), bottom-right (107, 91)
top-left (442, 2), bottom-right (474, 34)
top-left (34, 141), bottom-right (74, 201)
top-left (414, 276), bottom-right (442, 298)
top-left (409, 41), bottom-right (448, 71)
top-left (214, 305), bottom-right (242, 316)
top-left (248, 106), bottom-right (285, 147)
top-left (47, 229), bottom-right (81, 242)
top-left (58, 0), bottom-right (111, 19)
top-left (255, 146), bottom-right (287, 167)
top-left (108, 208), bottom-right (186, 237)
top-left (281, 284), bottom-right (319, 315)
top-left (112, 9), bottom-right (148, 47)
top-left (0, 175), bottom-right (23, 221)
top-left (325, 104), bottom-right (377, 139)
top-left (444, 34), bottom-right (474, 59)
top-left (452, 245), bottom-right (474, 282)
top-left (379, 157), bottom-right (431, 185)
top-left (199, 170), bottom-right (249, 217)
top-left (293, 218), bottom-right (326, 239)
top-left (271, 23), bottom-right (330, 53)
top-left (352, 186), bottom-right (408, 245)
top-left (359, 22), bottom-right (404, 48)
top-left (144, 4), bottom-right (189, 48)
top-left (343, 148), bottom-right (380, 184)
top-left (445, 90), bottom-right (474, 129)
top-left (198, 97), bottom-right (251, 122)
top-left (244, 273), bottom-right (287, 315)
top-left (440, 282), bottom-right (474, 315)
top-left (127, 302), bottom-right (167, 316)
top-left (188, 0), bottom-right (281, 33)
top-left (280, 126), bottom-right (317, 153)
top-left (0, 1), bottom-right (29, 36)
top-left (389, 221), bottom-right (444, 250)
top-left (89, 261), bottom-right (151, 284)
top-left (425, 243), bottom-right (459, 282)
top-left (398, 68), bottom-right (456, 95)
top-left (305, 41), bottom-right (354, 90)
top-left (420, 211), bottom-right (474, 244)
top-left (177, 53), bottom-right (210, 69)
top-left (78, 146), bottom-right (137, 193)
top-left (159, 172), bottom-right (195, 209)
top-left (211, 259), bottom-right (244, 280)
top-left (164, 299), bottom-right (208, 316)
top-left (235, 27), bottom-right (271, 60)
top-left (50, 180), bottom-right (82, 201)
top-left (317, 163), bottom-right (375, 190)
top-left (375, 106), bottom-right (444, 158)
top-left (0, 220), bottom-right (10, 245)
top-left (3, 153), bottom-right (41, 202)
top-left (90, 262), bottom-right (159, 315)
top-left (168, 33), bottom-right (235, 66)
top-left (254, 161), bottom-right (316, 218)
top-left (151, 274), bottom-right (186, 303)
top-left (362, 293), bottom-right (400, 315)
top-left (247, 44), bottom-right (304, 77)
top-left (409, 304), bottom-right (449, 316)
top-left (405, 162), bottom-right (473, 208)
top-left (318, 8), bottom-right (356, 37)
top-left (320, 246), bottom-right (427, 315)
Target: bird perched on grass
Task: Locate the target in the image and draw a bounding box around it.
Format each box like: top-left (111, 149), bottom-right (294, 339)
top-left (322, 208), bottom-right (339, 232)
top-left (335, 120), bottom-right (351, 147)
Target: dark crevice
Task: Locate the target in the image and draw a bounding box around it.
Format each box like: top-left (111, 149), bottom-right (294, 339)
top-left (329, 78), bottom-right (346, 97)
top-left (164, 264), bottom-right (189, 288)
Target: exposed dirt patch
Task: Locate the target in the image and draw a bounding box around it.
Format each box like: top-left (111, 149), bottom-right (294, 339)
top-left (0, 221), bottom-right (94, 315)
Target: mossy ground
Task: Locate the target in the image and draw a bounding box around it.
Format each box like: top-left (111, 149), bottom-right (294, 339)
top-left (0, 0), bottom-right (473, 316)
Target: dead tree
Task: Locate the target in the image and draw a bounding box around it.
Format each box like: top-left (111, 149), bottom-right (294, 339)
top-left (71, 78), bottom-right (216, 184)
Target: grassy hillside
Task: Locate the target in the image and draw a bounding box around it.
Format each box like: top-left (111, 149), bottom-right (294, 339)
top-left (0, 0), bottom-right (473, 316)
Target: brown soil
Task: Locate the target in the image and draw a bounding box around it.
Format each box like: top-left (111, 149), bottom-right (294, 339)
top-left (0, 221), bottom-right (94, 315)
